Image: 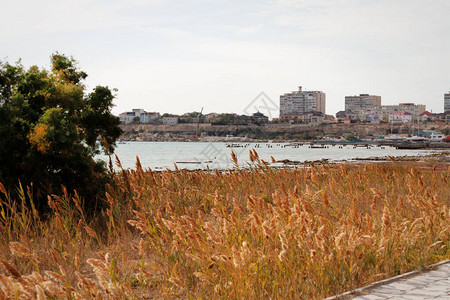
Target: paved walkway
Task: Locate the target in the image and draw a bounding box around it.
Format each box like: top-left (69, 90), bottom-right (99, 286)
top-left (327, 260), bottom-right (450, 299)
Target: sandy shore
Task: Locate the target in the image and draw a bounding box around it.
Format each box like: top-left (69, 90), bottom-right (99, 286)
top-left (274, 150), bottom-right (450, 169)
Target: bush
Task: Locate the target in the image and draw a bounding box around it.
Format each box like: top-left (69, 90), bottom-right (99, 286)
top-left (0, 53), bottom-right (122, 213)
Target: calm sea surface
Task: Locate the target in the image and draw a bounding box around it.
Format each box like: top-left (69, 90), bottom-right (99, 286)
top-left (97, 142), bottom-right (439, 171)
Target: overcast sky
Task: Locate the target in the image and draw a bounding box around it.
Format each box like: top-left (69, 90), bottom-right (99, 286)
top-left (1, 0), bottom-right (449, 117)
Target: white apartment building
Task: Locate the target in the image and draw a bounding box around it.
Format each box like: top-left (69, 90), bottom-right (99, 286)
top-left (280, 86), bottom-right (326, 117)
top-left (119, 109), bottom-right (160, 124)
top-left (140, 112), bottom-right (160, 123)
top-left (119, 111), bottom-right (137, 124)
top-left (445, 92), bottom-right (450, 113)
top-left (345, 94), bottom-right (381, 115)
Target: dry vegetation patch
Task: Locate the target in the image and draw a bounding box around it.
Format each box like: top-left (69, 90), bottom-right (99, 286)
top-left (0, 155), bottom-right (449, 299)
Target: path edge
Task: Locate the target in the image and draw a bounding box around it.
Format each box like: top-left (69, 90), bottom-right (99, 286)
top-left (325, 259), bottom-right (450, 299)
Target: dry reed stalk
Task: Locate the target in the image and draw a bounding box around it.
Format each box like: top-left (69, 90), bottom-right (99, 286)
top-left (0, 160), bottom-right (447, 299)
top-left (9, 242), bottom-right (33, 259)
top-left (41, 280), bottom-right (67, 299)
top-left (168, 276), bottom-right (185, 289)
top-left (0, 259), bottom-right (21, 279)
top-left (0, 182), bottom-right (7, 197)
top-left (84, 225), bottom-right (99, 240)
top-left (76, 271), bottom-right (97, 292)
top-left (35, 284), bottom-right (46, 300)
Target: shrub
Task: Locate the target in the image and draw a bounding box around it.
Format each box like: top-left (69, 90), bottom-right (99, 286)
top-left (0, 53), bottom-right (122, 213)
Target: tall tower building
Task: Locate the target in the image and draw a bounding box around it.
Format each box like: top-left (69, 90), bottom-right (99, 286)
top-left (280, 86), bottom-right (326, 117)
top-left (345, 94), bottom-right (381, 114)
top-left (445, 92), bottom-right (450, 113)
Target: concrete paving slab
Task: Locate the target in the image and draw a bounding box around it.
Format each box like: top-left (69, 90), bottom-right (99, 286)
top-left (381, 282), bottom-right (415, 290)
top-left (326, 260), bottom-right (450, 300)
top-left (352, 295), bottom-right (387, 300)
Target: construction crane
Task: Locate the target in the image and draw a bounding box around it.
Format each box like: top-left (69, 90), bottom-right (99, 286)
top-left (194, 107), bottom-right (203, 140)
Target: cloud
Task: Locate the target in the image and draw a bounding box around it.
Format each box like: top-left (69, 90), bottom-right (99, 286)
top-left (0, 0), bottom-right (166, 37)
top-left (2, 0), bottom-right (450, 115)
top-left (270, 0), bottom-right (450, 40)
top-left (219, 24), bottom-right (263, 35)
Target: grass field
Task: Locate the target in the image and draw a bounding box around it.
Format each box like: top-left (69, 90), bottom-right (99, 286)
top-left (0, 152), bottom-right (448, 299)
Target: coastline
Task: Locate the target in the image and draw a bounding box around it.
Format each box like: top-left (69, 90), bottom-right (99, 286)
top-left (244, 151), bottom-right (449, 169)
top-left (107, 140), bottom-right (449, 171)
top-left (119, 122), bottom-right (450, 143)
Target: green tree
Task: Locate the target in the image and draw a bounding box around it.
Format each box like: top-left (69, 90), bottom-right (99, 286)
top-left (345, 134), bottom-right (362, 142)
top-left (0, 53), bottom-right (122, 213)
top-left (212, 113), bottom-right (236, 125)
top-left (161, 113), bottom-right (178, 118)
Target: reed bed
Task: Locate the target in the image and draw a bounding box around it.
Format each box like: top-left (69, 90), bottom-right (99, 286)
top-left (0, 151), bottom-right (448, 299)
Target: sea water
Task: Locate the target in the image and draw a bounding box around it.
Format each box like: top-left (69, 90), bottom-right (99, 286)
top-left (97, 142), bottom-right (439, 170)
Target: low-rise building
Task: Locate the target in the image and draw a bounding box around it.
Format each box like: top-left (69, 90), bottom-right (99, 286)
top-left (340, 100), bottom-right (425, 122)
top-left (280, 111), bottom-right (324, 124)
top-left (336, 110), bottom-right (358, 122)
top-left (251, 112), bottom-right (269, 124)
top-left (140, 112), bottom-right (160, 123)
top-left (418, 111), bottom-right (435, 122)
top-left (119, 112), bottom-right (138, 124)
top-left (162, 116), bottom-right (179, 125)
top-left (376, 103), bottom-right (425, 118)
top-left (119, 109), bottom-right (160, 124)
top-left (324, 114), bottom-right (336, 123)
top-left (204, 113), bottom-right (220, 122)
top-left (279, 114), bottom-right (303, 123)
top-left (365, 113), bottom-right (381, 124)
top-left (434, 112), bottom-right (450, 124)
top-left (389, 111), bottom-right (412, 124)
top-left (302, 112), bottom-right (325, 124)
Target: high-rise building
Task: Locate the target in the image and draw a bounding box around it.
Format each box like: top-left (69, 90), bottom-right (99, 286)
top-left (280, 86), bottom-right (325, 117)
top-left (345, 94), bottom-right (381, 114)
top-left (445, 92), bottom-right (450, 113)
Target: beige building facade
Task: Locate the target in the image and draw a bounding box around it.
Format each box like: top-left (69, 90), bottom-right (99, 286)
top-left (280, 86), bottom-right (326, 117)
top-left (445, 92), bottom-right (450, 113)
top-left (375, 103), bottom-right (426, 118)
top-left (345, 94), bottom-right (381, 114)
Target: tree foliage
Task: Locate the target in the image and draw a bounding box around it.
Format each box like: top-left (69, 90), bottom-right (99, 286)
top-left (0, 53), bottom-right (122, 212)
top-left (211, 113), bottom-right (236, 125)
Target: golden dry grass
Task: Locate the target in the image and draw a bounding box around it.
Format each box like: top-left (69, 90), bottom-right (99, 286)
top-left (0, 152), bottom-right (448, 299)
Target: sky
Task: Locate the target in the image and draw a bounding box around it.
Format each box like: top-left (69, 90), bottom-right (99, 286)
top-left (1, 0), bottom-right (450, 118)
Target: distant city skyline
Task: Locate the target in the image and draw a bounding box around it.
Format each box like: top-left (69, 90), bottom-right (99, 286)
top-left (1, 0), bottom-right (449, 117)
